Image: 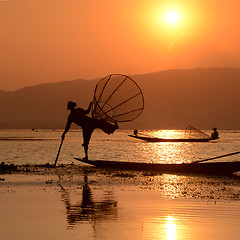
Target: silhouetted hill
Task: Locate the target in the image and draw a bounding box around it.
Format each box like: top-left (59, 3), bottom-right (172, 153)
top-left (133, 68), bottom-right (240, 129)
top-left (1, 68), bottom-right (240, 129)
top-left (0, 79), bottom-right (98, 129)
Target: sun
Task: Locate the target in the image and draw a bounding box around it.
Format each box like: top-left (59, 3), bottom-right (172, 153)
top-left (165, 10), bottom-right (179, 24)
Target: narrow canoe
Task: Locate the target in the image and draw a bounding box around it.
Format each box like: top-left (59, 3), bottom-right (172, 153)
top-left (74, 158), bottom-right (240, 176)
top-left (128, 135), bottom-right (213, 142)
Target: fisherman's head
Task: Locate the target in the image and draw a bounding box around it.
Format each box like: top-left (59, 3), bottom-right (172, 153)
top-left (67, 101), bottom-right (77, 110)
top-left (213, 128), bottom-right (217, 131)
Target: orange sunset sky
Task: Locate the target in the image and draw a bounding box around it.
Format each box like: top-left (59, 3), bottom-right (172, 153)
top-left (1, 0), bottom-right (240, 91)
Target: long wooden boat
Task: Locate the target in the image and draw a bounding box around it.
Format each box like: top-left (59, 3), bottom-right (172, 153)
top-left (128, 134), bottom-right (213, 142)
top-left (74, 158), bottom-right (240, 176)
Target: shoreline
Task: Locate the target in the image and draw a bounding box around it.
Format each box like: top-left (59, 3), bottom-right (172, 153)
top-left (1, 164), bottom-right (240, 202)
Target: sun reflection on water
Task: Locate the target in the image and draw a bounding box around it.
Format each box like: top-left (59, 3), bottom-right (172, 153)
top-left (131, 129), bottom-right (205, 164)
top-left (139, 141), bottom-right (187, 164)
top-left (149, 130), bottom-right (187, 139)
top-left (162, 175), bottom-right (182, 199)
top-left (165, 216), bottom-right (177, 240)
top-left (144, 215), bottom-right (179, 240)
top-left (149, 142), bottom-right (186, 164)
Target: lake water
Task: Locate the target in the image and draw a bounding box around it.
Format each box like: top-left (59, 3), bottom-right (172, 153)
top-left (1, 128), bottom-right (240, 165)
top-left (1, 129), bottom-right (240, 240)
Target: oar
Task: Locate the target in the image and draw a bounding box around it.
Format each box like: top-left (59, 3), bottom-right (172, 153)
top-left (54, 138), bottom-right (64, 167)
top-left (192, 150), bottom-right (240, 164)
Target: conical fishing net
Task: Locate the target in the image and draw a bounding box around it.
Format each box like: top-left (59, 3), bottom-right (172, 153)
top-left (92, 74), bottom-right (144, 122)
top-left (185, 125), bottom-right (210, 139)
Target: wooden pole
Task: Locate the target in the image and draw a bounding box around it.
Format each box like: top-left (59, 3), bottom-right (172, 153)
top-left (192, 150), bottom-right (240, 164)
top-left (54, 138), bottom-right (64, 167)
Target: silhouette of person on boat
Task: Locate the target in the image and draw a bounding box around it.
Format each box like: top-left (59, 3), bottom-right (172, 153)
top-left (211, 128), bottom-right (219, 140)
top-left (62, 101), bottom-right (119, 160)
top-left (133, 129), bottom-right (138, 136)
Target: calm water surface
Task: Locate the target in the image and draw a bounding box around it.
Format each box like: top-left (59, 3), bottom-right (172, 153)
top-left (1, 128), bottom-right (240, 164)
top-left (1, 129), bottom-right (240, 240)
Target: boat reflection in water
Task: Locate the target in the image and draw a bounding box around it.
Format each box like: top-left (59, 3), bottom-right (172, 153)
top-left (58, 173), bottom-right (118, 228)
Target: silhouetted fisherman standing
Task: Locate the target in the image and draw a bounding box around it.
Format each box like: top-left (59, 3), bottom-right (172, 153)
top-left (62, 101), bottom-right (118, 160)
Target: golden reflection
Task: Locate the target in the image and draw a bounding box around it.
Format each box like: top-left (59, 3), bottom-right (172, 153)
top-left (144, 215), bottom-right (179, 240)
top-left (162, 175), bottom-right (181, 199)
top-left (138, 130), bottom-right (191, 164)
top-left (153, 130), bottom-right (186, 139)
top-left (165, 216), bottom-right (177, 240)
top-left (144, 142), bottom-right (186, 164)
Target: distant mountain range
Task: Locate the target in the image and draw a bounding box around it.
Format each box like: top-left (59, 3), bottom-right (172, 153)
top-left (1, 68), bottom-right (240, 130)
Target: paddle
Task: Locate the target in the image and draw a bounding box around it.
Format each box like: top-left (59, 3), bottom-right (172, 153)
top-left (54, 138), bottom-right (64, 167)
top-left (192, 150), bottom-right (240, 164)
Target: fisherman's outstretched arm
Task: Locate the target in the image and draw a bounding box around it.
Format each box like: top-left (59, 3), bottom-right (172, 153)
top-left (62, 120), bottom-right (71, 139)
